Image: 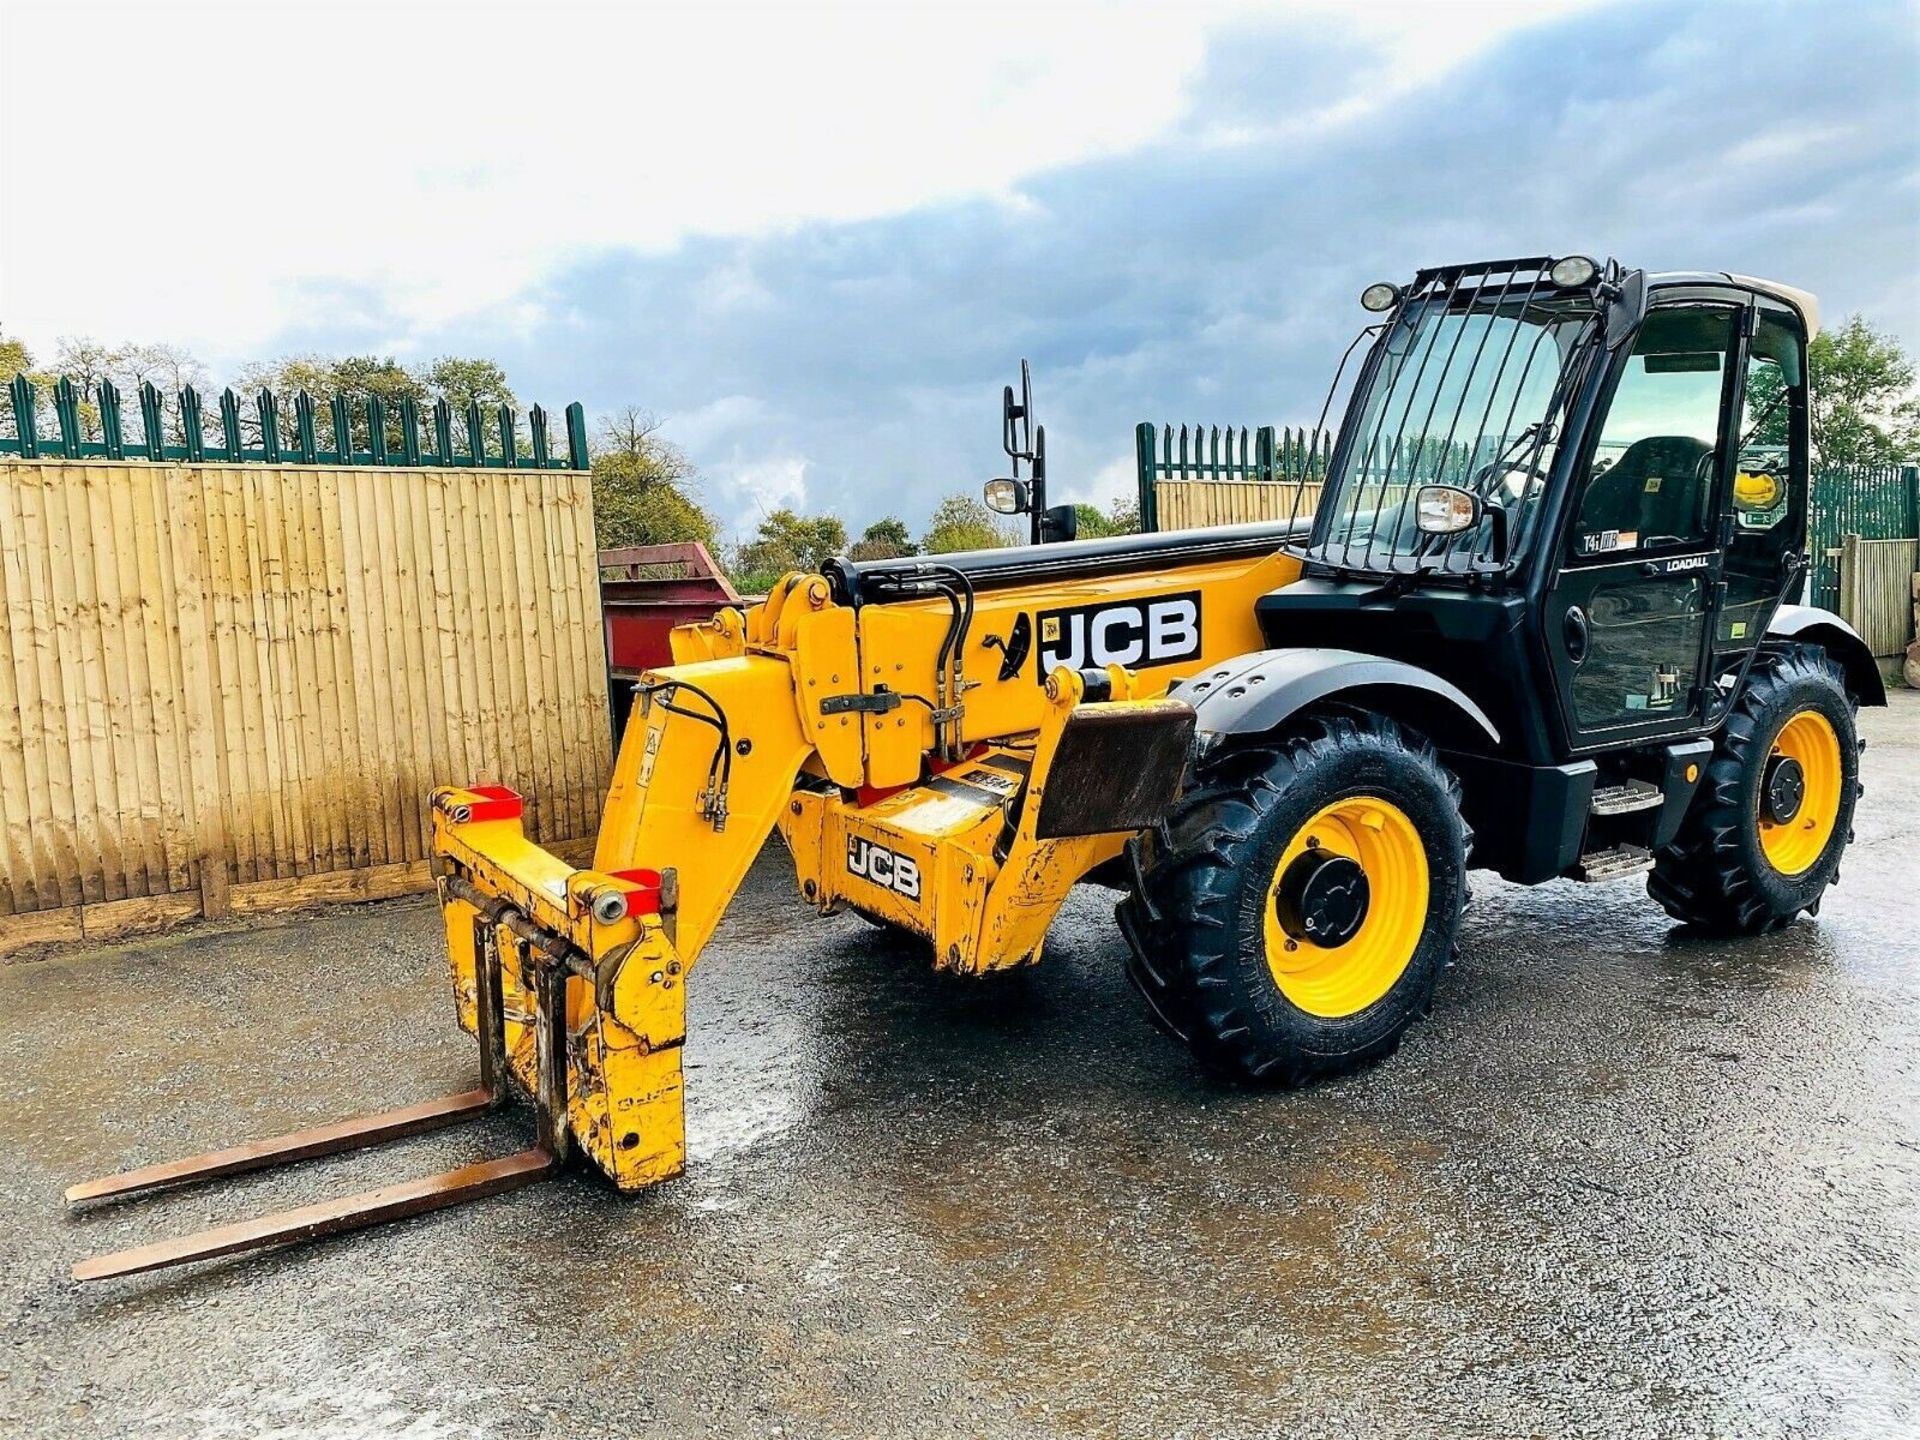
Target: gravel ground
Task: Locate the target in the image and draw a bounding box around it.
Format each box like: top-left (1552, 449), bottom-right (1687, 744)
top-left (3, 691), bottom-right (1917, 1440)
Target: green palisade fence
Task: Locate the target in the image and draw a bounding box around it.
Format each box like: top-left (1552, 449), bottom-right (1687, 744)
top-left (1, 376), bottom-right (591, 471)
top-left (1134, 422), bottom-right (1333, 532)
top-left (1807, 464), bottom-right (1920, 611)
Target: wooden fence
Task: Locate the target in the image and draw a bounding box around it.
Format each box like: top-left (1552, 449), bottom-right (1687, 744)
top-left (1135, 423), bottom-right (1330, 532)
top-left (0, 458), bottom-right (610, 954)
top-left (1155, 479), bottom-right (1322, 530)
top-left (1838, 534), bottom-right (1920, 658)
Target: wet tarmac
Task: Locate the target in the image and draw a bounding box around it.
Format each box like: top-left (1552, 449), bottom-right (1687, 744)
top-left (3, 693), bottom-right (1917, 1439)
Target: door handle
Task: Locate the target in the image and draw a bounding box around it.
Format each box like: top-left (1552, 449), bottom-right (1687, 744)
top-left (1563, 605), bottom-right (1590, 664)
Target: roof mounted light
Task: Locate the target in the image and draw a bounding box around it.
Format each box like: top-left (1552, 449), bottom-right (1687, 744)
top-left (1360, 282), bottom-right (1402, 313)
top-left (1549, 255), bottom-right (1599, 288)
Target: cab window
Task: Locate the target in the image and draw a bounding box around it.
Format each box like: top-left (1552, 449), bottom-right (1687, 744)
top-left (1572, 305), bottom-right (1738, 557)
top-left (1730, 312), bottom-right (1802, 534)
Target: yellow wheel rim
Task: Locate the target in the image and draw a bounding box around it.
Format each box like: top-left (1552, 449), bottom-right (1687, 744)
top-left (1758, 709), bottom-right (1842, 877)
top-left (1263, 796), bottom-right (1429, 1019)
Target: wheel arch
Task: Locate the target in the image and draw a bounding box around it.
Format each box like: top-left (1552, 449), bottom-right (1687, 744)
top-left (1174, 648), bottom-right (1501, 756)
top-left (1765, 605), bottom-right (1886, 706)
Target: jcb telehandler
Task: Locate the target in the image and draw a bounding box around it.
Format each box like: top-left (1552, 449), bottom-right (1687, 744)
top-left (69, 256), bottom-right (1885, 1281)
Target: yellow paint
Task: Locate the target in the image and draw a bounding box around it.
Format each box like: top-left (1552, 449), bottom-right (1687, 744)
top-left (1759, 709), bottom-right (1842, 875)
top-left (1261, 796), bottom-right (1429, 1018)
top-left (433, 536), bottom-right (1307, 1191)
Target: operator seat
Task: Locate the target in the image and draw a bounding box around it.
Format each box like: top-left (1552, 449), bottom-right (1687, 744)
top-left (1577, 435), bottom-right (1712, 544)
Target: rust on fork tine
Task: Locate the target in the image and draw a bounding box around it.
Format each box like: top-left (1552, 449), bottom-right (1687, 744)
top-left (70, 1149), bottom-right (556, 1283)
top-left (63, 1088), bottom-right (496, 1207)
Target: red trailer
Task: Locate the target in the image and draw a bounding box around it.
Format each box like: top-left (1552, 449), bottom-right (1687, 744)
top-left (599, 542), bottom-right (743, 735)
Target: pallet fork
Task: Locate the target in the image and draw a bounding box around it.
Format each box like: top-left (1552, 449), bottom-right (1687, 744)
top-left (66, 911), bottom-right (569, 1282)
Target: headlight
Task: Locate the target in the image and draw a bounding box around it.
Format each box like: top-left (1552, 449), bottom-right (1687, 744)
top-left (1360, 282), bottom-right (1402, 313)
top-left (1550, 255), bottom-right (1599, 288)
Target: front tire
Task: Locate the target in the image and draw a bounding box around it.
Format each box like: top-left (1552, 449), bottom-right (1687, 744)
top-left (1119, 710), bottom-right (1470, 1085)
top-left (1649, 644), bottom-right (1860, 935)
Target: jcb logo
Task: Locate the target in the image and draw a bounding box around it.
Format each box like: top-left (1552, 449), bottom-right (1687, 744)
top-left (1034, 592), bottom-right (1202, 679)
top-left (847, 837), bottom-right (921, 900)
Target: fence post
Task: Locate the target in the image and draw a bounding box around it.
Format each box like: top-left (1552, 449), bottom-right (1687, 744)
top-left (434, 398), bottom-right (456, 465)
top-left (465, 401), bottom-right (487, 465)
top-left (1134, 422), bottom-right (1157, 533)
top-left (54, 377), bottom-right (83, 457)
top-left (294, 392), bottom-right (319, 463)
top-left (565, 401), bottom-right (590, 471)
top-left (219, 388), bottom-right (243, 460)
top-left (139, 382), bottom-right (166, 460)
top-left (180, 386), bottom-right (206, 463)
top-left (8, 375), bottom-right (38, 458)
top-left (99, 380), bottom-right (125, 459)
top-left (529, 404), bottom-right (552, 467)
top-left (164, 465), bottom-right (231, 921)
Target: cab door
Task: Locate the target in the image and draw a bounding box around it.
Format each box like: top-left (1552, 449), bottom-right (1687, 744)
top-left (1544, 301), bottom-right (1742, 749)
top-left (1710, 303), bottom-right (1810, 705)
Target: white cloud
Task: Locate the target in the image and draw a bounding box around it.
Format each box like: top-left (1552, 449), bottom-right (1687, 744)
top-left (666, 393), bottom-right (772, 450)
top-left (719, 453), bottom-right (811, 523)
top-left (1724, 123), bottom-right (1860, 167)
top-left (0, 0), bottom-right (1600, 368)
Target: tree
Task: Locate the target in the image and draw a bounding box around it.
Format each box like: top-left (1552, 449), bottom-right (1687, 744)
top-left (847, 515), bottom-right (917, 561)
top-left (589, 408), bottom-right (716, 549)
top-left (1804, 316), bottom-right (1919, 466)
top-left (593, 472), bottom-right (717, 549)
top-left (1749, 314), bottom-right (1920, 467)
top-left (736, 508), bottom-right (848, 574)
top-left (236, 352), bottom-right (426, 450)
top-left (421, 356), bottom-right (516, 414)
top-left (117, 342), bottom-right (209, 396)
top-left (921, 493), bottom-right (1019, 554)
top-left (0, 330), bottom-right (34, 382)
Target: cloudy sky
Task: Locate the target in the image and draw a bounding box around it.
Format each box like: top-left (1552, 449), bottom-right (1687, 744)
top-left (2, 0), bottom-right (1915, 537)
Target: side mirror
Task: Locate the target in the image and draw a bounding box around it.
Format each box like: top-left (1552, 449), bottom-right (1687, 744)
top-left (984, 478), bottom-right (1030, 515)
top-left (1416, 483), bottom-right (1509, 563)
top-left (1039, 503), bottom-right (1077, 543)
top-left (1606, 268), bottom-right (1648, 350)
top-left (1414, 484), bottom-right (1480, 534)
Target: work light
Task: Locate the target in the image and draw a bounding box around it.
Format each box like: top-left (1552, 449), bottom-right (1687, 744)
top-left (1550, 255), bottom-right (1599, 288)
top-left (1360, 282), bottom-right (1402, 313)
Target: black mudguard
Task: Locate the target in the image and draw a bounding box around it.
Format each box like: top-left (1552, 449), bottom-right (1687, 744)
top-left (1173, 648), bottom-right (1501, 751)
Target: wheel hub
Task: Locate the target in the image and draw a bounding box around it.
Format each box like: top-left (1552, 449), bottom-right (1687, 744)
top-left (1275, 850), bottom-right (1371, 948)
top-left (1762, 753), bottom-right (1806, 825)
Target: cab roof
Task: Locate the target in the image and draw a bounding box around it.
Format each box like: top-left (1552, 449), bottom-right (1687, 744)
top-left (1650, 271), bottom-right (1821, 337)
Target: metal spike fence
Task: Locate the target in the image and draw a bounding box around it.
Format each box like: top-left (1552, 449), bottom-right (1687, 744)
top-left (1134, 423), bottom-right (1333, 532)
top-left (2, 375), bottom-right (590, 471)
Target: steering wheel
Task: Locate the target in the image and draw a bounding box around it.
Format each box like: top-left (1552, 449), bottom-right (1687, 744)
top-left (1473, 458), bottom-right (1550, 503)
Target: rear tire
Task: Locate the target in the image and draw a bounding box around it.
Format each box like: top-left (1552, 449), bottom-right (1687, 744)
top-left (1119, 710), bottom-right (1470, 1085)
top-left (1649, 644), bottom-right (1860, 935)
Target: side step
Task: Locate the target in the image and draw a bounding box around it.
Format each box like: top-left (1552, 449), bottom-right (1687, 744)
top-left (1573, 843), bottom-right (1654, 883)
top-left (1590, 780), bottom-right (1663, 816)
